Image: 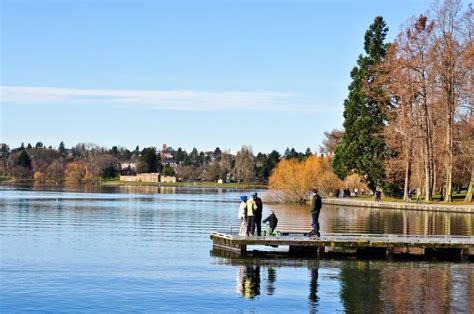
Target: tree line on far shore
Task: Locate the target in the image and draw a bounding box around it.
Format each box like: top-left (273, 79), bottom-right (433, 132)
top-left (0, 141), bottom-right (314, 185)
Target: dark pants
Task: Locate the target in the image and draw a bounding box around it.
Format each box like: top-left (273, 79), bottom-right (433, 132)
top-left (246, 216), bottom-right (255, 236)
top-left (254, 214), bottom-right (262, 236)
top-left (311, 211), bottom-right (320, 235)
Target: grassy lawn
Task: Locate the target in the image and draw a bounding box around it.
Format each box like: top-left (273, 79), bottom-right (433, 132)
top-left (353, 190), bottom-right (471, 205)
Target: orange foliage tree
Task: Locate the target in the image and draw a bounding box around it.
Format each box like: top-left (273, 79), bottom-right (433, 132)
top-left (269, 155), bottom-right (342, 203)
top-left (64, 161), bottom-right (86, 184)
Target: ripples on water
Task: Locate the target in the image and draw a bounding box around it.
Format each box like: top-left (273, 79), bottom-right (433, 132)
top-left (0, 185), bottom-right (473, 312)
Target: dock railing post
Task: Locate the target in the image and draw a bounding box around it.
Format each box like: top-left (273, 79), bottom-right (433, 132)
top-left (240, 245), bottom-right (247, 257)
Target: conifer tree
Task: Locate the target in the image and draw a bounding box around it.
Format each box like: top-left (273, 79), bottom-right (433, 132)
top-left (58, 141), bottom-right (66, 156)
top-left (333, 16), bottom-right (390, 192)
top-left (16, 150), bottom-right (32, 169)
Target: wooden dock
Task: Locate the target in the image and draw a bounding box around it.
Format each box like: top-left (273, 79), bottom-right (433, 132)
top-left (210, 232), bottom-right (474, 259)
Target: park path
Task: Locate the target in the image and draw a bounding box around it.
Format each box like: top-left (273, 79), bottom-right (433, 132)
top-left (323, 197), bottom-right (474, 213)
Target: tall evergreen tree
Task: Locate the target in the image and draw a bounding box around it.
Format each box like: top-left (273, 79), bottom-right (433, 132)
top-left (214, 147), bottom-right (222, 161)
top-left (173, 147), bottom-right (186, 163)
top-left (333, 16), bottom-right (390, 192)
top-left (58, 141), bottom-right (66, 156)
top-left (137, 147), bottom-right (159, 173)
top-left (16, 150), bottom-right (32, 169)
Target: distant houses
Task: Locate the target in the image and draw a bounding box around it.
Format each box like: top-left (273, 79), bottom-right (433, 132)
top-left (119, 172), bottom-right (176, 183)
top-left (120, 162), bottom-right (137, 171)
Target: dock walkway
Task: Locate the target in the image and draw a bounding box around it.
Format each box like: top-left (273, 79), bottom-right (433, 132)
top-left (211, 231), bottom-right (474, 259)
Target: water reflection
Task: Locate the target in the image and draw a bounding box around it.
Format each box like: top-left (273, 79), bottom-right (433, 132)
top-left (236, 265), bottom-right (261, 299)
top-left (308, 264), bottom-right (319, 304)
top-left (269, 203), bottom-right (474, 236)
top-left (267, 267), bottom-right (276, 295)
top-left (217, 253), bottom-right (474, 312)
top-left (340, 260), bottom-right (382, 312)
top-left (2, 186), bottom-right (473, 312)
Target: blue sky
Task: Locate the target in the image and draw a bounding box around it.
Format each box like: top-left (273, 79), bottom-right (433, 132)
top-left (1, 0), bottom-right (433, 154)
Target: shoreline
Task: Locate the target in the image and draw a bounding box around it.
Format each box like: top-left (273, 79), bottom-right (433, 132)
top-left (324, 198), bottom-right (474, 214)
top-left (1, 181), bottom-right (472, 212)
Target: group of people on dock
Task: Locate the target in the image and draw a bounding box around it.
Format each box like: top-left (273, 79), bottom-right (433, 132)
top-left (238, 192), bottom-right (278, 236)
top-left (238, 188), bottom-right (322, 238)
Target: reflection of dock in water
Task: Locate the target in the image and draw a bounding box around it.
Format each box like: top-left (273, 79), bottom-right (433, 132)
top-left (210, 232), bottom-right (474, 259)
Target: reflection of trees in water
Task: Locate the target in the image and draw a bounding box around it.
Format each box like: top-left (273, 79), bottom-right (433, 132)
top-left (230, 256), bottom-right (473, 312)
top-left (340, 260), bottom-right (382, 313)
top-left (236, 265), bottom-right (261, 299)
top-left (269, 203), bottom-right (474, 235)
top-left (379, 263), bottom-right (474, 313)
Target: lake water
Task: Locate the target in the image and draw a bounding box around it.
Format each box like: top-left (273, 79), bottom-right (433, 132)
top-left (1, 185), bottom-right (473, 313)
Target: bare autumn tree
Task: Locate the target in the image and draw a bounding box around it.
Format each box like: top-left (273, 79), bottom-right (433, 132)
top-left (218, 151), bottom-right (235, 182)
top-left (319, 129), bottom-right (342, 156)
top-left (380, 1), bottom-right (472, 202)
top-left (460, 4), bottom-right (473, 202)
top-left (432, 0), bottom-right (468, 201)
top-left (383, 46), bottom-right (412, 200)
top-left (234, 146), bottom-right (255, 183)
top-left (381, 15), bottom-right (436, 200)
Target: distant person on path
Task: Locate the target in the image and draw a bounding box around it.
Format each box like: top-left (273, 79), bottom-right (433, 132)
top-left (309, 189), bottom-right (322, 237)
top-left (246, 194), bottom-right (258, 236)
top-left (416, 190), bottom-right (421, 204)
top-left (253, 192), bottom-right (263, 236)
top-left (374, 189), bottom-right (381, 202)
top-left (238, 195), bottom-right (248, 236)
top-left (262, 210), bottom-right (278, 235)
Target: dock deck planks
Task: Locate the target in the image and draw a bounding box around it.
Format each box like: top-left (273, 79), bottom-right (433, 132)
top-left (210, 232), bottom-right (474, 258)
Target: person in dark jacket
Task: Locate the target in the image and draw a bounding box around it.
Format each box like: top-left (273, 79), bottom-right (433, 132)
top-left (253, 192), bottom-right (263, 236)
top-left (262, 210), bottom-right (278, 235)
top-left (309, 189), bottom-right (322, 237)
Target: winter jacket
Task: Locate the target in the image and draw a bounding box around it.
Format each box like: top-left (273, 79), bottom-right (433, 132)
top-left (262, 213), bottom-right (278, 230)
top-left (310, 194), bottom-right (322, 214)
top-left (254, 197), bottom-right (263, 217)
top-left (238, 201), bottom-right (247, 220)
top-left (246, 197), bottom-right (257, 217)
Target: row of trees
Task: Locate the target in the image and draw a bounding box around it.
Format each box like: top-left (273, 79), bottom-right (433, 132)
top-left (331, 0), bottom-right (473, 202)
top-left (0, 141), bottom-right (315, 184)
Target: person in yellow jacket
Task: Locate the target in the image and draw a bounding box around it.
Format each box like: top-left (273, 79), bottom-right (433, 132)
top-left (246, 195), bottom-right (258, 236)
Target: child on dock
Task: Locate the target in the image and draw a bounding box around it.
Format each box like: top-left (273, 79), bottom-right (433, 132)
top-left (262, 210), bottom-right (278, 235)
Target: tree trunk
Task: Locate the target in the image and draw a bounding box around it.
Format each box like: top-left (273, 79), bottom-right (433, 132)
top-left (465, 166), bottom-right (473, 202)
top-left (403, 146), bottom-right (412, 202)
top-left (444, 116), bottom-right (453, 202)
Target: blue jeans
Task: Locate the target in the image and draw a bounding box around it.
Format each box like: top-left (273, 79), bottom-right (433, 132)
top-left (311, 211), bottom-right (320, 234)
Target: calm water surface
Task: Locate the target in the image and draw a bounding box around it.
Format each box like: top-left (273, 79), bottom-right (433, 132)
top-left (1, 185), bottom-right (473, 313)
